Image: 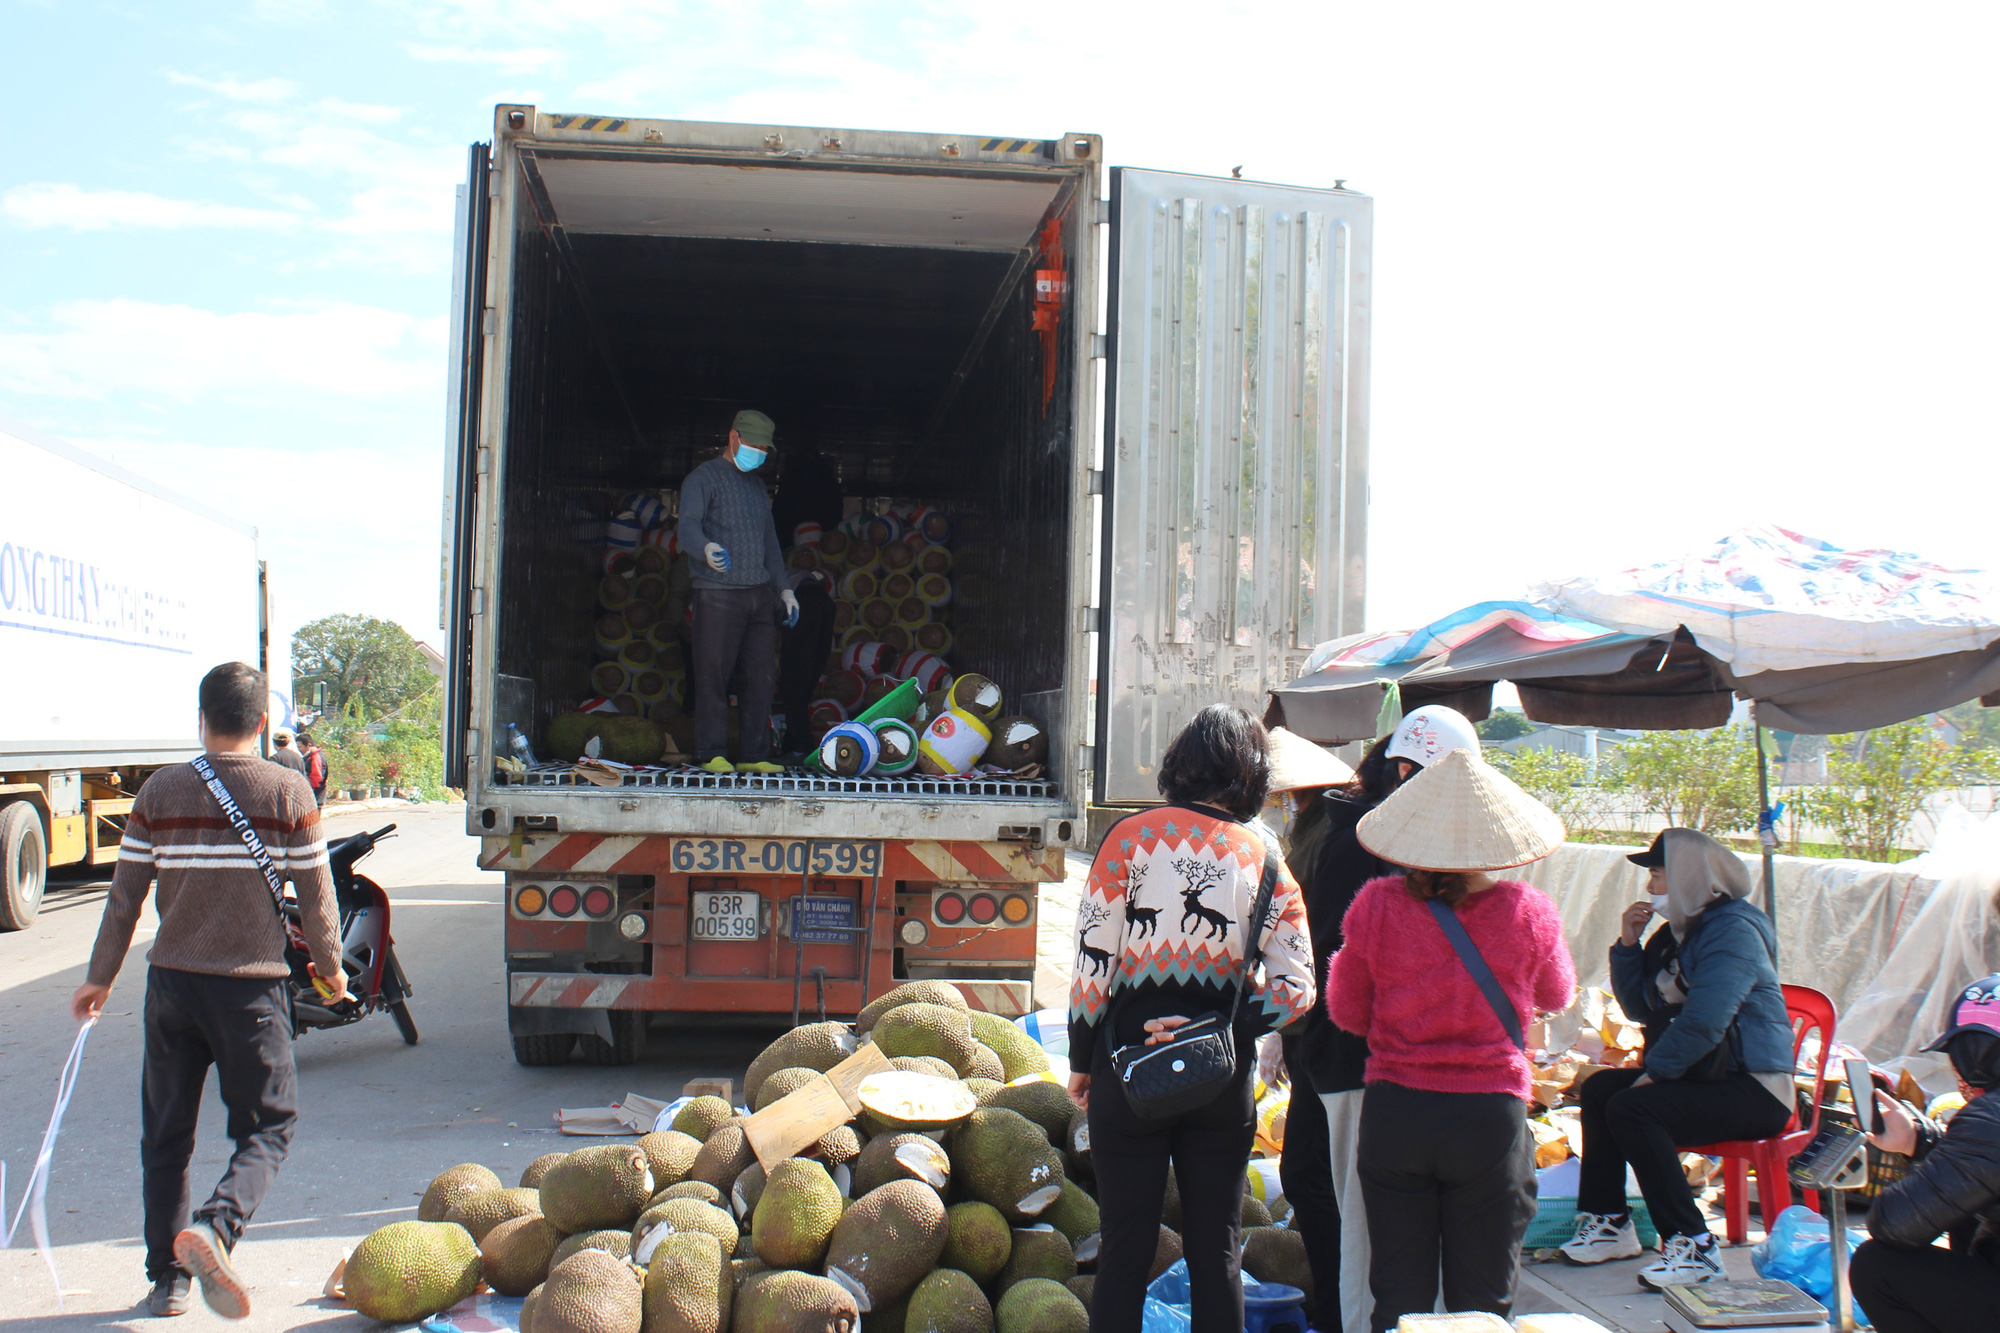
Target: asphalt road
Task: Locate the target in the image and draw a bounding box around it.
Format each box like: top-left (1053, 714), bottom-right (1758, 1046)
top-left (0, 804), bottom-right (780, 1330)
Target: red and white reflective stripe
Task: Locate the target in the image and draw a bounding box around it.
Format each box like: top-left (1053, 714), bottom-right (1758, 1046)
top-left (485, 834), bottom-right (1061, 884)
top-left (946, 979), bottom-right (1033, 1017)
top-left (509, 974), bottom-right (641, 1007)
top-left (484, 833), bottom-right (645, 874)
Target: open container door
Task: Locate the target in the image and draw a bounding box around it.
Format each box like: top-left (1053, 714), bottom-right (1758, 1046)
top-left (440, 142), bottom-right (491, 788)
top-left (1096, 168), bottom-right (1371, 804)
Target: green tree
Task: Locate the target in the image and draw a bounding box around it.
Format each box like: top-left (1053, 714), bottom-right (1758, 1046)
top-left (1488, 745), bottom-right (1619, 836)
top-left (1794, 720), bottom-right (1956, 860)
top-left (1610, 726), bottom-right (1761, 834)
top-left (294, 614), bottom-right (434, 718)
top-left (1476, 710), bottom-right (1536, 742)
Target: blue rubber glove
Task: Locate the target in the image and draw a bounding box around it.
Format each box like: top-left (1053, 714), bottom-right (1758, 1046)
top-left (780, 589), bottom-right (800, 627)
top-left (703, 542), bottom-right (730, 573)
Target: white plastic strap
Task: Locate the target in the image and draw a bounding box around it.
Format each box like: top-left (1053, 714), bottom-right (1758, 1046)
top-left (2, 1017), bottom-right (95, 1309)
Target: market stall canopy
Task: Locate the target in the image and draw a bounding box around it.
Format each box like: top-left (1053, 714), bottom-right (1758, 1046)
top-left (1270, 527), bottom-right (2000, 743)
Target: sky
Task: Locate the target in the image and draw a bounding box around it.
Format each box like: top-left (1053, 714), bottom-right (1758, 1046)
top-left (4, 1), bottom-right (1997, 656)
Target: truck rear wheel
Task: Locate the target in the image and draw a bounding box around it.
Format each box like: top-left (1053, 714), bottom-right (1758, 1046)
top-left (579, 1010), bottom-right (647, 1066)
top-left (0, 803), bottom-right (46, 931)
top-left (511, 1033), bottom-right (575, 1066)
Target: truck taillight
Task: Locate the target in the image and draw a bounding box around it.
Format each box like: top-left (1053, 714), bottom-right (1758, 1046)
top-left (928, 890), bottom-right (1032, 929)
top-left (515, 885), bottom-right (545, 915)
top-left (547, 885), bottom-right (580, 917)
top-left (581, 885), bottom-right (615, 918)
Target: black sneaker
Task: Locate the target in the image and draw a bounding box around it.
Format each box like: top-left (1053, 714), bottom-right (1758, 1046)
top-left (173, 1222), bottom-right (250, 1319)
top-left (148, 1275), bottom-right (192, 1317)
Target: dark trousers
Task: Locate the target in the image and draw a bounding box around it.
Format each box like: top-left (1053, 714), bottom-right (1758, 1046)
top-left (1575, 1067), bottom-right (1792, 1240)
top-left (1357, 1081), bottom-right (1536, 1331)
top-left (142, 967), bottom-right (298, 1281)
top-left (1851, 1237), bottom-right (2000, 1333)
top-left (1089, 1038), bottom-right (1255, 1333)
top-left (776, 578), bottom-right (835, 752)
top-left (691, 585), bottom-right (778, 763)
top-left (1279, 1036), bottom-right (1343, 1326)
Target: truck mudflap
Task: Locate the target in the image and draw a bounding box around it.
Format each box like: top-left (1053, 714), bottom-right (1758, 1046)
top-left (482, 833), bottom-right (1064, 882)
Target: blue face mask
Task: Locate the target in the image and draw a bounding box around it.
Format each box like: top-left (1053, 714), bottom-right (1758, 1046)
top-left (733, 443), bottom-right (767, 472)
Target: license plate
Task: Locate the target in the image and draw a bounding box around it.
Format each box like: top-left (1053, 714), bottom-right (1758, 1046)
top-left (690, 890), bottom-right (764, 941)
top-left (671, 837), bottom-right (883, 878)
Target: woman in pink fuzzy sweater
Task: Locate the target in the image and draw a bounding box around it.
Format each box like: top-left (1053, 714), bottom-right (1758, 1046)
top-left (1324, 749), bottom-right (1578, 1331)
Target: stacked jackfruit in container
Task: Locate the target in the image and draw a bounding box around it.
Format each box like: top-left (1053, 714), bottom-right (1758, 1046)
top-left (340, 981), bottom-right (1310, 1332)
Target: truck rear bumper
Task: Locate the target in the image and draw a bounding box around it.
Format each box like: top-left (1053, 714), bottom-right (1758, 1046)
top-left (507, 972), bottom-right (1032, 1016)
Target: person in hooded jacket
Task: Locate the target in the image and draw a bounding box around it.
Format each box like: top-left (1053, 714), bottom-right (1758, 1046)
top-left (1558, 828), bottom-right (1794, 1289)
top-left (1847, 973), bottom-right (2000, 1332)
top-left (1297, 706), bottom-right (1483, 1333)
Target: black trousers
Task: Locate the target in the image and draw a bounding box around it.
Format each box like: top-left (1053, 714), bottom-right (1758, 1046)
top-left (1575, 1067), bottom-right (1791, 1240)
top-left (142, 967), bottom-right (298, 1281)
top-left (1088, 1038), bottom-right (1255, 1333)
top-left (691, 585), bottom-right (778, 763)
top-left (1279, 1036), bottom-right (1342, 1326)
top-left (1850, 1237), bottom-right (2000, 1333)
top-left (775, 578), bottom-right (835, 752)
top-left (1357, 1081), bottom-right (1536, 1331)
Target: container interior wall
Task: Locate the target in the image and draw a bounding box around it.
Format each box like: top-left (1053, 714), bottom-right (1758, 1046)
top-left (493, 162), bottom-right (1080, 788)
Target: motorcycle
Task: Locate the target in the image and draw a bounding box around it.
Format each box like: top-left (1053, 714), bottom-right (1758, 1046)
top-left (283, 823), bottom-right (418, 1044)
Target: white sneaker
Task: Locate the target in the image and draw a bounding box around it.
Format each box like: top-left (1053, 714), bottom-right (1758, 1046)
top-left (1559, 1211), bottom-right (1643, 1264)
top-left (1637, 1233), bottom-right (1726, 1290)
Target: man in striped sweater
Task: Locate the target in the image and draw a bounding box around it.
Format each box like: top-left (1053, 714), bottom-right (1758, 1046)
top-left (72, 662), bottom-right (343, 1320)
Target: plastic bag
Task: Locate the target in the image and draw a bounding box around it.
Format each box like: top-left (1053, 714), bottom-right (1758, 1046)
top-left (1750, 1204), bottom-right (1867, 1323)
top-left (1147, 1259), bottom-right (1193, 1306)
top-left (1141, 1297), bottom-right (1193, 1333)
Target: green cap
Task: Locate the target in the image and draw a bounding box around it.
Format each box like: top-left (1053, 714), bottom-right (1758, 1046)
top-left (731, 409), bottom-right (775, 448)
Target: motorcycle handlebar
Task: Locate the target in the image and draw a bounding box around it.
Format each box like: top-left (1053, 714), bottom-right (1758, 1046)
top-left (371, 824), bottom-right (398, 841)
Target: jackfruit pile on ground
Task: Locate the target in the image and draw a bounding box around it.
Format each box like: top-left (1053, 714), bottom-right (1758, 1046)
top-left (342, 980), bottom-right (1311, 1331)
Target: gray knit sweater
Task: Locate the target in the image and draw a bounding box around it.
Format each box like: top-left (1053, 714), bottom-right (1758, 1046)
top-left (676, 456), bottom-right (789, 593)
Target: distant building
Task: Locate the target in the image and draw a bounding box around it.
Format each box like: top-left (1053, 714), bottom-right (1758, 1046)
top-left (1494, 724), bottom-right (1633, 777)
top-left (416, 641), bottom-right (446, 677)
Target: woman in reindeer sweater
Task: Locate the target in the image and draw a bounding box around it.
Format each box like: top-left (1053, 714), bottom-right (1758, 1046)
top-left (1327, 748), bottom-right (1578, 1331)
top-left (1069, 704), bottom-right (1317, 1333)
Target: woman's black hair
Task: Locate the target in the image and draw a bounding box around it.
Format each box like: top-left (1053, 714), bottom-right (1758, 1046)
top-left (1157, 704), bottom-right (1272, 818)
top-left (1947, 1030), bottom-right (2000, 1092)
top-left (1347, 734), bottom-right (1401, 801)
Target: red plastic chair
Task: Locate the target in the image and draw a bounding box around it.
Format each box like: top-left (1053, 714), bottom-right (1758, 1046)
top-left (1690, 983), bottom-right (1836, 1243)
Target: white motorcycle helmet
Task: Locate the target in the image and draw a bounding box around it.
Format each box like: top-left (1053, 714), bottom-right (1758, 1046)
top-left (1384, 705), bottom-right (1482, 770)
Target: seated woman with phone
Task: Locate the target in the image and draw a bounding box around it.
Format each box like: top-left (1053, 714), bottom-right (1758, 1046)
top-left (1849, 975), bottom-right (2000, 1333)
top-left (1557, 828), bottom-right (1795, 1289)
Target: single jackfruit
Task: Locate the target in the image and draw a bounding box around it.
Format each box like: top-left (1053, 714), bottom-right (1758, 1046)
top-left (344, 1219), bottom-right (482, 1322)
top-left (822, 1180), bottom-right (948, 1313)
top-left (1242, 1196), bottom-right (1273, 1227)
top-left (890, 1055), bottom-right (960, 1080)
top-left (752, 1066), bottom-right (823, 1111)
top-left (996, 1225), bottom-right (1075, 1294)
top-left (856, 1072), bottom-right (977, 1134)
top-left (732, 1269), bottom-right (859, 1333)
top-left (688, 1122), bottom-right (754, 1190)
top-left (672, 1097), bottom-right (738, 1141)
top-left (729, 1257), bottom-right (769, 1289)
top-left (1150, 1226), bottom-right (1183, 1281)
top-left (1268, 1193), bottom-right (1291, 1224)
top-left (870, 1003), bottom-right (978, 1074)
top-left (940, 1202), bottom-right (1011, 1285)
top-left (812, 1124), bottom-right (863, 1167)
top-left (1039, 1182), bottom-right (1101, 1264)
top-left (538, 1248), bottom-right (643, 1333)
top-left (963, 1078), bottom-right (1002, 1101)
top-left (522, 1282), bottom-right (546, 1333)
top-left (419, 1163), bottom-right (502, 1223)
top-left (966, 1012), bottom-right (1052, 1082)
top-left (1064, 1108), bottom-right (1091, 1183)
top-left (1064, 1275), bottom-right (1093, 1307)
top-left (630, 1199), bottom-right (737, 1265)
top-left (541, 1144), bottom-right (655, 1234)
top-left (993, 1278), bottom-right (1086, 1333)
top-left (637, 1131), bottom-right (703, 1190)
top-left (976, 1081), bottom-right (1073, 1144)
top-left (446, 1186), bottom-right (542, 1242)
top-left (904, 1269), bottom-right (992, 1333)
top-left (744, 1022), bottom-right (859, 1105)
top-left (855, 980), bottom-right (968, 1035)
top-left (1241, 1225), bottom-right (1313, 1304)
top-left (642, 1229), bottom-right (731, 1333)
top-left (551, 1229), bottom-right (631, 1271)
top-left (483, 1213), bottom-right (564, 1296)
top-left (653, 1181), bottom-right (724, 1207)
top-left (522, 1153), bottom-right (569, 1189)
top-left (752, 1158), bottom-right (844, 1270)
top-left (949, 1108), bottom-right (1064, 1223)
top-left (965, 1045), bottom-right (1005, 1082)
top-left (850, 1132), bottom-right (950, 1198)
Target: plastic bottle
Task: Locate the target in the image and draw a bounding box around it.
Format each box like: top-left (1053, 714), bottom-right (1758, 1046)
top-left (506, 723), bottom-right (538, 767)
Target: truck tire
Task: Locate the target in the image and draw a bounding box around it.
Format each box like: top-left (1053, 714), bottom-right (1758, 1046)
top-left (0, 803), bottom-right (47, 931)
top-left (579, 1010), bottom-right (647, 1066)
top-left (511, 1033), bottom-right (575, 1066)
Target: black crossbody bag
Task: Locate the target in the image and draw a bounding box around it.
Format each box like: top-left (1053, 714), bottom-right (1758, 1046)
top-left (1109, 842), bottom-right (1281, 1120)
top-left (1426, 897), bottom-right (1526, 1051)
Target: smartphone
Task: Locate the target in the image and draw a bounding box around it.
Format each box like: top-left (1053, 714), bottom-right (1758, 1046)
top-left (1845, 1057), bottom-right (1885, 1135)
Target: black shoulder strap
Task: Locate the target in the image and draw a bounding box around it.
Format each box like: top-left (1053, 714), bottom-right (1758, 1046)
top-left (190, 756), bottom-right (289, 919)
top-left (1226, 838), bottom-right (1283, 1030)
top-left (1426, 897), bottom-right (1525, 1051)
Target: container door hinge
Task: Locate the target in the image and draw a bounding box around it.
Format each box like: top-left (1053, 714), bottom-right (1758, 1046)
top-left (1094, 198), bottom-right (1110, 226)
top-left (482, 308), bottom-right (498, 337)
top-left (1087, 469), bottom-right (1104, 496)
top-left (1089, 333), bottom-right (1108, 360)
top-left (1077, 745), bottom-right (1097, 773)
top-left (471, 589), bottom-right (487, 617)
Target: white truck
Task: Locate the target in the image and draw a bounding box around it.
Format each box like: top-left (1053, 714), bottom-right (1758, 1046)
top-left (441, 106), bottom-right (1371, 1062)
top-left (0, 417), bottom-right (274, 927)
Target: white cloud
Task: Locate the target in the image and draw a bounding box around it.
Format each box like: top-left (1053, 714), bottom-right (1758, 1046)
top-left (0, 300), bottom-right (445, 403)
top-left (1, 182), bottom-right (300, 231)
top-left (164, 71), bottom-right (300, 102)
top-left (403, 42), bottom-right (559, 74)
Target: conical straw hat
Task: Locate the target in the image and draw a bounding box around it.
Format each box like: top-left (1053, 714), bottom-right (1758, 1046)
top-left (1267, 727), bottom-right (1354, 793)
top-left (1356, 747), bottom-right (1566, 872)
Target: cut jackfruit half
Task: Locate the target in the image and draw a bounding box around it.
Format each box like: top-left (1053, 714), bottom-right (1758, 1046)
top-left (855, 1071), bottom-right (978, 1131)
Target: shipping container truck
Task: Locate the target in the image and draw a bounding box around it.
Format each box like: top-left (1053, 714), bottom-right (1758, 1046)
top-left (442, 106), bottom-right (1371, 1064)
top-left (0, 417), bottom-right (274, 929)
